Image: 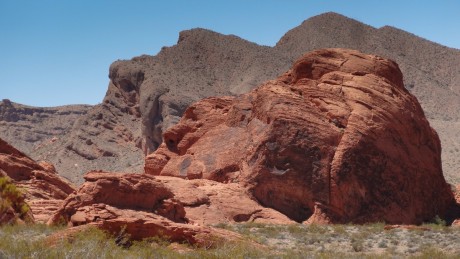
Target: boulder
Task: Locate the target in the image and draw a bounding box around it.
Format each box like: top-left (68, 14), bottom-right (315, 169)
top-left (46, 218), bottom-right (249, 249)
top-left (0, 137), bottom-right (75, 223)
top-left (146, 48), bottom-right (455, 224)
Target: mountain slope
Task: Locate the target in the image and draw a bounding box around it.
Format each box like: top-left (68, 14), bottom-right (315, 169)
top-left (0, 99), bottom-right (91, 157)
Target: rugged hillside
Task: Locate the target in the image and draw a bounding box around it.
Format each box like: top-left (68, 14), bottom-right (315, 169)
top-left (0, 99), bottom-right (91, 156)
top-left (1, 12), bottom-right (459, 184)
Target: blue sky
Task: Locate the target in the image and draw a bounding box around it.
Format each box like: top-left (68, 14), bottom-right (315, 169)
top-left (1, 0), bottom-right (459, 107)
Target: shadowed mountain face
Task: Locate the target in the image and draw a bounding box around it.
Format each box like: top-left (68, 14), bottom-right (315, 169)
top-left (1, 12), bottom-right (459, 184)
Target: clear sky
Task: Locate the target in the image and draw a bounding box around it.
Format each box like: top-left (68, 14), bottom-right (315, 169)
top-left (1, 0), bottom-right (459, 107)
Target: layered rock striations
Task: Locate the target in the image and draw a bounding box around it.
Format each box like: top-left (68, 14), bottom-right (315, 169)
top-left (146, 49), bottom-right (455, 224)
top-left (49, 171), bottom-right (278, 246)
top-left (0, 137), bottom-right (75, 223)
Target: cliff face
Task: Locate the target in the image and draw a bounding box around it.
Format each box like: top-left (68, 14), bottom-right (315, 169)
top-left (1, 12), bottom-right (459, 184)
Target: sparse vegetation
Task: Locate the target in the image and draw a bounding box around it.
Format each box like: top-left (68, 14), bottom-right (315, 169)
top-left (0, 176), bottom-right (32, 224)
top-left (421, 215), bottom-right (449, 231)
top-left (214, 222), bottom-right (460, 258)
top-left (0, 222), bottom-right (460, 258)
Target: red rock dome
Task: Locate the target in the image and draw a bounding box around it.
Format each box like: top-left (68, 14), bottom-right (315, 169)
top-left (146, 48), bottom-right (455, 224)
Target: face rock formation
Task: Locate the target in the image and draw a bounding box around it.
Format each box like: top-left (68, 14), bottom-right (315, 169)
top-left (146, 48), bottom-right (455, 224)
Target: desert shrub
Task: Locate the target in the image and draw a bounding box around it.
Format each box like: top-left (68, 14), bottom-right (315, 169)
top-left (0, 224), bottom-right (272, 258)
top-left (213, 222), bottom-right (233, 230)
top-left (431, 215), bottom-right (447, 226)
top-left (0, 176), bottom-right (31, 223)
top-left (412, 246), bottom-right (458, 259)
top-left (421, 215), bottom-right (449, 231)
top-left (0, 224), bottom-right (176, 258)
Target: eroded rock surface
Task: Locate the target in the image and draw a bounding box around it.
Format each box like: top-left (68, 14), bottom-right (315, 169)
top-left (50, 172), bottom-right (292, 225)
top-left (0, 138), bottom-right (75, 222)
top-left (146, 48), bottom-right (455, 224)
top-left (49, 171), bottom-right (286, 245)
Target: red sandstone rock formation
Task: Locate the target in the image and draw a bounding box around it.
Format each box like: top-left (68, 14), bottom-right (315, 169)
top-left (49, 171), bottom-right (279, 246)
top-left (146, 48), bottom-right (455, 224)
top-left (0, 138), bottom-right (75, 223)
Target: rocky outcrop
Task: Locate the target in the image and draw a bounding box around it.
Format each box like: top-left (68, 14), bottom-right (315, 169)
top-left (49, 171), bottom-right (285, 245)
top-left (46, 218), bottom-right (248, 249)
top-left (50, 171), bottom-right (292, 225)
top-left (146, 48), bottom-right (455, 224)
top-left (0, 138), bottom-right (75, 222)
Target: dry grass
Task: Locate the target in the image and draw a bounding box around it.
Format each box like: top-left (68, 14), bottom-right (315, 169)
top-left (214, 222), bottom-right (460, 258)
top-left (0, 222), bottom-right (459, 258)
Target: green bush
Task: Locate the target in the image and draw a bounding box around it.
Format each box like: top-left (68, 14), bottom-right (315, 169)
top-left (0, 176), bottom-right (31, 223)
